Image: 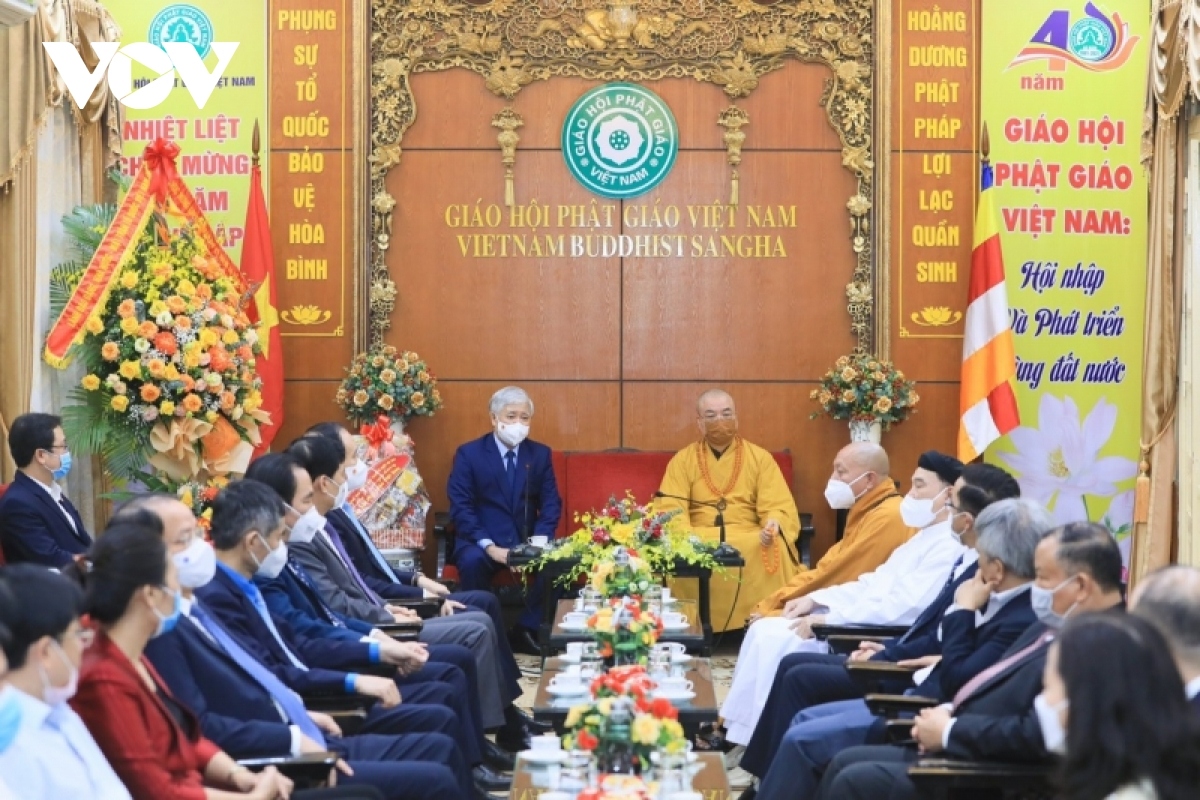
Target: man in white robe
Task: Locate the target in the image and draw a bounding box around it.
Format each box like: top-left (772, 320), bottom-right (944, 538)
top-left (721, 450), bottom-right (967, 747)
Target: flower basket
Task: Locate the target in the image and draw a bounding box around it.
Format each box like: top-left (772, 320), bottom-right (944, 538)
top-left (336, 346), bottom-right (442, 426)
top-left (0, 0), bottom-right (37, 28)
top-left (810, 353), bottom-right (919, 431)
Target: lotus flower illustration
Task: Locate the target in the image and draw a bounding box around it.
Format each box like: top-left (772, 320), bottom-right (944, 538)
top-left (282, 305), bottom-right (331, 326)
top-left (997, 394), bottom-right (1137, 524)
top-left (595, 115), bottom-right (644, 166)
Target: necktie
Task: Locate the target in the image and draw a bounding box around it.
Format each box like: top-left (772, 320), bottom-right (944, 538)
top-left (190, 604), bottom-right (326, 746)
top-left (951, 631), bottom-right (1056, 709)
top-left (287, 563), bottom-right (345, 627)
top-left (897, 555), bottom-right (965, 645)
top-left (340, 503), bottom-right (400, 584)
top-left (505, 450), bottom-right (516, 488)
top-left (57, 496), bottom-right (79, 534)
top-left (325, 526), bottom-right (386, 606)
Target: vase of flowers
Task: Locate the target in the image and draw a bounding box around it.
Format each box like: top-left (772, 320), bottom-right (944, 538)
top-left (810, 354), bottom-right (919, 437)
top-left (588, 599), bottom-right (662, 668)
top-left (336, 346), bottom-right (443, 427)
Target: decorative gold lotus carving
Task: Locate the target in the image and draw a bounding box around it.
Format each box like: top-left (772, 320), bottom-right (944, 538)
top-left (282, 305), bottom-right (333, 326)
top-left (369, 0), bottom-right (877, 348)
top-left (911, 307), bottom-right (963, 327)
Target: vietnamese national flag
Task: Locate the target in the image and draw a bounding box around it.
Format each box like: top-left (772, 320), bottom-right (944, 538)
top-left (242, 160), bottom-right (284, 455)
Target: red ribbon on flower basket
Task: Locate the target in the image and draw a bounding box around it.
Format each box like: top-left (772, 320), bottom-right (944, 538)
top-left (361, 415), bottom-right (393, 450)
top-left (143, 138), bottom-right (180, 206)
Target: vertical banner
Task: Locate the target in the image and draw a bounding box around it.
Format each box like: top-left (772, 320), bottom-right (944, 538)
top-left (106, 1), bottom-right (269, 264)
top-left (982, 0), bottom-right (1148, 560)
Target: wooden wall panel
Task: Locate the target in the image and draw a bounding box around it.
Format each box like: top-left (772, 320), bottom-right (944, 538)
top-left (277, 380), bottom-right (351, 448)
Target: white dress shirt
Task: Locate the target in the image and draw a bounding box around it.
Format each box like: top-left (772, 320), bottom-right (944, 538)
top-left (1186, 676), bottom-right (1200, 701)
top-left (0, 684), bottom-right (131, 799)
top-left (810, 520), bottom-right (967, 626)
top-left (916, 583), bottom-right (1033, 685)
top-left (30, 475), bottom-right (78, 532)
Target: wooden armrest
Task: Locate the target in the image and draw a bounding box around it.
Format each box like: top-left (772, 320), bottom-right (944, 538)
top-left (907, 758), bottom-right (1055, 794)
top-left (797, 513), bottom-right (815, 566)
top-left (376, 621), bottom-right (424, 637)
top-left (433, 512), bottom-right (453, 538)
top-left (358, 663), bottom-right (399, 678)
top-left (846, 661), bottom-right (918, 692)
top-left (239, 752), bottom-right (338, 788)
top-left (300, 693), bottom-right (373, 713)
top-left (885, 718), bottom-right (915, 745)
top-left (327, 708), bottom-right (368, 736)
top-left (811, 623), bottom-right (908, 640)
top-left (863, 693), bottom-right (939, 717)
top-left (388, 598), bottom-right (443, 619)
top-left (825, 634), bottom-right (889, 655)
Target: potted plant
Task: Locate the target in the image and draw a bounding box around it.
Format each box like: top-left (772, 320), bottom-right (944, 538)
top-left (810, 354), bottom-right (920, 442)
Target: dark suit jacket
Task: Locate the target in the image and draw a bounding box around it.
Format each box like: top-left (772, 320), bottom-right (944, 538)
top-left (290, 526), bottom-right (394, 624)
top-left (145, 607), bottom-right (295, 758)
top-left (327, 506), bottom-right (417, 599)
top-left (876, 560), bottom-right (979, 663)
top-left (1191, 693), bottom-right (1200, 715)
top-left (258, 559), bottom-right (377, 643)
top-left (447, 433), bottom-right (561, 549)
top-left (0, 471), bottom-right (92, 566)
top-left (195, 566), bottom-right (355, 695)
top-left (924, 587), bottom-right (1036, 700)
top-left (73, 632), bottom-right (220, 800)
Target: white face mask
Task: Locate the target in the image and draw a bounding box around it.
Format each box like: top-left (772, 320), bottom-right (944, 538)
top-left (174, 538), bottom-right (217, 589)
top-left (824, 472), bottom-right (869, 510)
top-left (496, 421), bottom-right (530, 448)
top-left (899, 487), bottom-right (947, 528)
top-left (289, 506), bottom-right (325, 545)
top-left (1033, 694), bottom-right (1068, 754)
top-left (319, 476), bottom-right (348, 509)
top-left (1030, 577), bottom-right (1079, 628)
top-left (39, 640), bottom-right (79, 707)
top-left (251, 536), bottom-right (289, 580)
top-left (346, 459), bottom-right (369, 492)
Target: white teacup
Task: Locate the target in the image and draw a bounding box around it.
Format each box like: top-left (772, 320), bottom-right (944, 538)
top-left (662, 611), bottom-right (688, 628)
top-left (529, 535), bottom-right (549, 548)
top-left (565, 641), bottom-right (586, 660)
top-left (654, 642), bottom-right (687, 657)
top-left (657, 676), bottom-right (693, 692)
top-left (531, 734), bottom-right (563, 753)
top-left (562, 611), bottom-right (589, 626)
top-left (661, 587), bottom-right (673, 603)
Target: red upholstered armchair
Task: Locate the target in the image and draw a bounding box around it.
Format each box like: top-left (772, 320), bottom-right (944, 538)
top-left (436, 449), bottom-right (814, 592)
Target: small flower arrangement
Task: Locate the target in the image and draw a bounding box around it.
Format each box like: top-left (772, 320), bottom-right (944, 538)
top-left (563, 667), bottom-right (688, 769)
top-left (591, 552), bottom-right (654, 599)
top-left (809, 353), bottom-right (920, 430)
top-left (588, 599), bottom-right (663, 666)
top-left (336, 345), bottom-right (443, 426)
top-left (530, 494), bottom-right (719, 587)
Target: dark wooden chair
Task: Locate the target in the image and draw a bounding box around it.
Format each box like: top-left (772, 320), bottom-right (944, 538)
top-left (846, 661), bottom-right (918, 693)
top-left (239, 752), bottom-right (341, 788)
top-left (907, 758), bottom-right (1056, 800)
top-left (812, 623), bottom-right (910, 641)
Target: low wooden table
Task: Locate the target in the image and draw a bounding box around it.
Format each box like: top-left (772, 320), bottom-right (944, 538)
top-left (548, 599), bottom-right (706, 654)
top-left (530, 657), bottom-right (720, 737)
top-left (510, 751), bottom-right (731, 800)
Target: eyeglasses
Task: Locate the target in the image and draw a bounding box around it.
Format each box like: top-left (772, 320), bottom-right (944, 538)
top-left (46, 444), bottom-right (70, 453)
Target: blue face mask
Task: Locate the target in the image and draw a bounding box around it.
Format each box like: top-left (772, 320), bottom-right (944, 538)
top-left (51, 451), bottom-right (72, 481)
top-left (151, 587), bottom-right (182, 638)
top-left (0, 686), bottom-right (22, 753)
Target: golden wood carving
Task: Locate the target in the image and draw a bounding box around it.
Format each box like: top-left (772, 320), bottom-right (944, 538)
top-left (492, 106), bottom-right (524, 206)
top-left (717, 105), bottom-right (748, 206)
top-left (369, 0), bottom-right (878, 349)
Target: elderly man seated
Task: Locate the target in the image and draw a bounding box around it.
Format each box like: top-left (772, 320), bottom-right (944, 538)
top-left (1131, 565), bottom-right (1200, 712)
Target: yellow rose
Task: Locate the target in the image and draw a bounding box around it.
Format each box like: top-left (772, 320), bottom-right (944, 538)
top-left (222, 329), bottom-right (239, 345)
top-left (120, 316), bottom-right (140, 336)
top-left (841, 389), bottom-right (857, 403)
top-left (85, 316), bottom-right (105, 335)
top-left (160, 400), bottom-right (176, 416)
top-left (81, 374), bottom-right (101, 391)
top-left (875, 397), bottom-right (894, 413)
top-left (379, 368), bottom-right (397, 385)
top-left (119, 360), bottom-right (142, 380)
top-left (110, 395), bottom-right (129, 412)
top-left (632, 716), bottom-right (661, 746)
top-left (164, 364), bottom-right (181, 381)
top-left (183, 352), bottom-right (201, 369)
top-left (840, 367), bottom-right (858, 382)
top-left (205, 410), bottom-right (219, 423)
top-left (409, 392), bottom-right (426, 408)
top-left (199, 329), bottom-right (219, 348)
top-left (120, 271), bottom-right (138, 289)
top-left (353, 390), bottom-right (370, 407)
top-left (177, 279), bottom-right (197, 297)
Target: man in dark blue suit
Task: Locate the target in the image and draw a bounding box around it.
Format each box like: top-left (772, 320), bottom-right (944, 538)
top-left (747, 497), bottom-right (1053, 800)
top-left (128, 495), bottom-right (471, 800)
top-left (738, 463), bottom-right (1020, 785)
top-left (447, 386), bottom-right (562, 648)
top-left (1130, 565), bottom-right (1200, 715)
top-left (193, 481), bottom-right (484, 799)
top-left (0, 413), bottom-right (92, 566)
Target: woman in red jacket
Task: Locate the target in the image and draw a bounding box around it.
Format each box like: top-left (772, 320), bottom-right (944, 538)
top-left (68, 516), bottom-right (367, 800)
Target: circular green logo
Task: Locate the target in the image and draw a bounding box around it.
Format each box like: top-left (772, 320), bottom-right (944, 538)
top-left (1068, 18), bottom-right (1114, 62)
top-left (562, 83), bottom-right (678, 199)
top-left (149, 4), bottom-right (215, 59)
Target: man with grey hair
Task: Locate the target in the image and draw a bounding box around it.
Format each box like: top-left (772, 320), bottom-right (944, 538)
top-left (447, 386), bottom-right (562, 653)
top-left (1131, 565), bottom-right (1200, 711)
top-left (745, 497), bottom-right (1051, 800)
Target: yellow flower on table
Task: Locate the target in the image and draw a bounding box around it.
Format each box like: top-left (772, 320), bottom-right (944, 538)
top-left (565, 705), bottom-right (585, 728)
top-left (631, 716), bottom-right (661, 746)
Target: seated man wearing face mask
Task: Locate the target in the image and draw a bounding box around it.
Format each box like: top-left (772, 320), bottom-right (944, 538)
top-left (717, 447), bottom-right (938, 748)
top-left (447, 386), bottom-right (562, 652)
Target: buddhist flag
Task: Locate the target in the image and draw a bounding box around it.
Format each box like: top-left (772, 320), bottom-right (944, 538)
top-left (242, 156), bottom-right (283, 455)
top-left (958, 162), bottom-right (1020, 462)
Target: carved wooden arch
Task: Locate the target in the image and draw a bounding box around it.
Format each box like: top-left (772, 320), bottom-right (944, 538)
top-left (368, 0), bottom-right (877, 349)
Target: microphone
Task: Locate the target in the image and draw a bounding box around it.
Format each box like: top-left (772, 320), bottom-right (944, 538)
top-left (652, 491), bottom-right (740, 560)
top-left (523, 463), bottom-right (531, 541)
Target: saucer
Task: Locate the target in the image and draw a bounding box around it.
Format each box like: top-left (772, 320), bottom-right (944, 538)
top-left (559, 620), bottom-right (589, 632)
top-left (661, 621), bottom-right (690, 631)
top-left (671, 653), bottom-right (693, 664)
top-left (652, 689), bottom-right (696, 702)
top-left (650, 751), bottom-right (698, 764)
top-left (547, 683), bottom-right (590, 697)
top-left (519, 749), bottom-right (569, 765)
top-left (558, 652), bottom-right (581, 664)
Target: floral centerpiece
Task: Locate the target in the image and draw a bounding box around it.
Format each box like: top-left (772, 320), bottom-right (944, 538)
top-left (530, 494), bottom-right (720, 588)
top-left (809, 353), bottom-right (919, 435)
top-left (591, 548), bottom-right (654, 599)
top-left (336, 345), bottom-right (443, 427)
top-left (563, 666), bottom-right (688, 775)
top-left (588, 599), bottom-right (662, 667)
top-left (49, 203), bottom-right (268, 491)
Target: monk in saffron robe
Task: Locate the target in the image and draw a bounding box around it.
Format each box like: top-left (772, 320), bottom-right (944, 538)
top-left (656, 390), bottom-right (801, 631)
